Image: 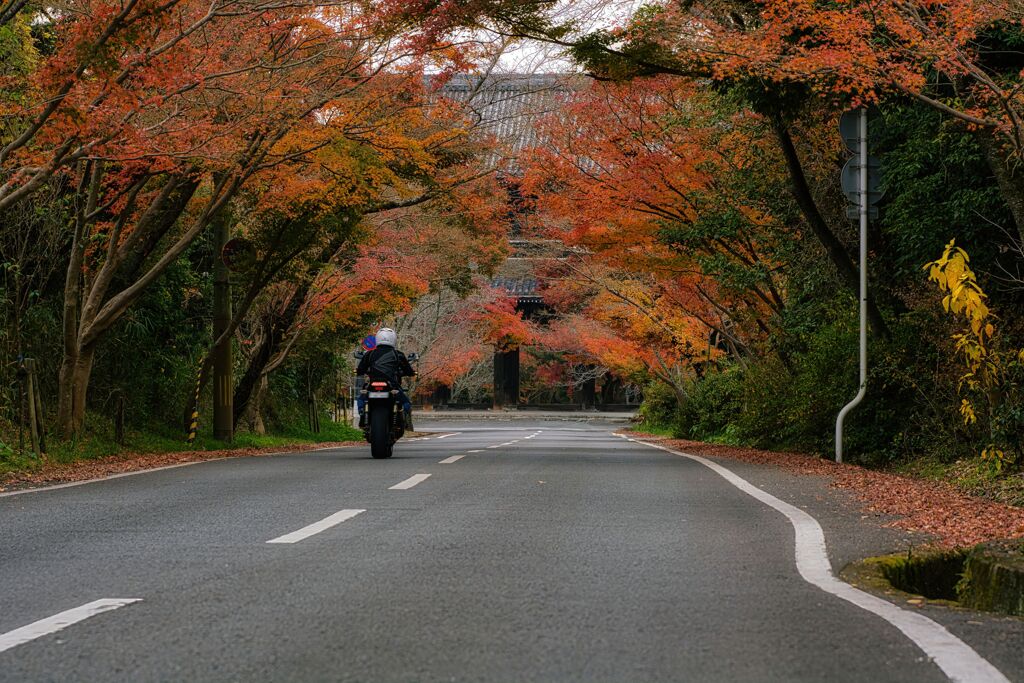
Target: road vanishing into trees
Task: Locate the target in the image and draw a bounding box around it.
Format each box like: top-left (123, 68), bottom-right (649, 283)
top-left (1, 418), bottom-right (1021, 682)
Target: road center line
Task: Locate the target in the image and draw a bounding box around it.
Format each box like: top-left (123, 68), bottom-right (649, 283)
top-left (389, 473), bottom-right (432, 490)
top-left (439, 455), bottom-right (465, 464)
top-left (467, 449), bottom-right (483, 453)
top-left (0, 599), bottom-right (141, 653)
top-left (266, 509), bottom-right (365, 544)
top-left (627, 436), bottom-right (1008, 683)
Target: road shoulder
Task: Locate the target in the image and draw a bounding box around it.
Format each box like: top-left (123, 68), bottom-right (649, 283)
top-left (626, 434), bottom-right (1024, 681)
top-left (0, 440), bottom-right (363, 495)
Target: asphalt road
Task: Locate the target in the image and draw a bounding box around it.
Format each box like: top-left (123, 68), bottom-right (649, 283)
top-left (1, 419), bottom-right (1019, 682)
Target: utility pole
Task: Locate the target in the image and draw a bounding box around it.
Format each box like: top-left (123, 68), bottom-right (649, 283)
top-left (213, 216), bottom-right (233, 443)
top-left (835, 108), bottom-right (881, 463)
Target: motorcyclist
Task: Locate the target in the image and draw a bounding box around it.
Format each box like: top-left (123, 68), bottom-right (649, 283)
top-left (356, 327), bottom-right (416, 430)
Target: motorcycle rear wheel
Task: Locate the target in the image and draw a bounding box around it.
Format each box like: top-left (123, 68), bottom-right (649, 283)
top-left (369, 407), bottom-right (394, 459)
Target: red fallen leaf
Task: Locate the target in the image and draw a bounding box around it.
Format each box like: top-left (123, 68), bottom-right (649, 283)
top-left (646, 436), bottom-right (1024, 549)
top-left (0, 441), bottom-right (362, 493)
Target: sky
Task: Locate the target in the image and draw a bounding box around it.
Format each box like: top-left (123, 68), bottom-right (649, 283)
top-left (483, 0), bottom-right (647, 74)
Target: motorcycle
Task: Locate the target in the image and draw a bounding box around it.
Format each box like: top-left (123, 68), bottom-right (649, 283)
top-left (355, 351), bottom-right (417, 459)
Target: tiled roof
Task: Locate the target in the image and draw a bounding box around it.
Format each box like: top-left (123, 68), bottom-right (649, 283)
top-left (434, 73), bottom-right (583, 164)
top-left (492, 276), bottom-right (543, 302)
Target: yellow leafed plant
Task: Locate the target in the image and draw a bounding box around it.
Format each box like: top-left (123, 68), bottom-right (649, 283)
top-left (924, 240), bottom-right (1023, 472)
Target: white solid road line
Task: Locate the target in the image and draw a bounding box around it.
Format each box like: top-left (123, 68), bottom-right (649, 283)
top-left (0, 599), bottom-right (141, 653)
top-left (0, 444), bottom-right (366, 498)
top-left (439, 455), bottom-right (465, 464)
top-left (389, 473), bottom-right (432, 490)
top-left (266, 509), bottom-right (366, 544)
top-left (625, 436), bottom-right (1009, 683)
top-left (0, 462), bottom-right (206, 498)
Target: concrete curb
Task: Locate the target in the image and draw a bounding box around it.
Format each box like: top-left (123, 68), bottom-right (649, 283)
top-left (961, 540), bottom-right (1024, 616)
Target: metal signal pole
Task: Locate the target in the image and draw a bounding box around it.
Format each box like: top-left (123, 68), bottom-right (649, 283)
top-left (835, 108), bottom-right (869, 463)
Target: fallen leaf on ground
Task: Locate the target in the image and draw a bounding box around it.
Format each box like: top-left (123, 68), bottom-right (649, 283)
top-left (0, 441), bottom-right (362, 493)
top-left (633, 434), bottom-right (1024, 549)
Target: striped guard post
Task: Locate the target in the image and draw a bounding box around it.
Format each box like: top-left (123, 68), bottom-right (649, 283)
top-left (186, 366), bottom-right (203, 446)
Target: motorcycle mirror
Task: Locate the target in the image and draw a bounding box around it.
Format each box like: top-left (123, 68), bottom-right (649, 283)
top-left (408, 352), bottom-right (419, 362)
top-left (353, 350), bottom-right (365, 360)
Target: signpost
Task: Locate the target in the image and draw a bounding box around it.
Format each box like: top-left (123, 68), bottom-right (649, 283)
top-left (835, 108), bottom-right (883, 463)
top-left (221, 237), bottom-right (255, 273)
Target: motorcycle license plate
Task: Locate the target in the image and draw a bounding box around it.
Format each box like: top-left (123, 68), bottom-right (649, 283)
top-left (368, 391), bottom-right (390, 398)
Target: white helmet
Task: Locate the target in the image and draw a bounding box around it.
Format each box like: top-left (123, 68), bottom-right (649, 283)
top-left (376, 327), bottom-right (397, 347)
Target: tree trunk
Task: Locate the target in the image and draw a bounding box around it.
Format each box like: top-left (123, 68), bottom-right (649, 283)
top-left (771, 117), bottom-right (891, 341)
top-left (249, 376), bottom-right (268, 435)
top-left (233, 328), bottom-right (278, 428)
top-left (232, 276), bottom-right (315, 428)
top-left (56, 347), bottom-right (76, 436)
top-left (56, 172), bottom-right (218, 439)
top-left (57, 343), bottom-right (96, 437)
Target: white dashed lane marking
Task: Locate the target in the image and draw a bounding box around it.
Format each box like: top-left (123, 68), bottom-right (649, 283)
top-left (0, 599), bottom-right (142, 653)
top-left (389, 473), bottom-right (432, 490)
top-left (266, 509), bottom-right (366, 544)
top-left (439, 455), bottom-right (465, 464)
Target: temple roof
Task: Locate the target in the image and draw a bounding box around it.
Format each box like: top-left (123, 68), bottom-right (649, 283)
top-left (492, 276), bottom-right (543, 304)
top-left (434, 73), bottom-right (583, 164)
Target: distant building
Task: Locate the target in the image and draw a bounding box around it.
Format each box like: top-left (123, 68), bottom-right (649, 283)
top-left (435, 73), bottom-right (583, 407)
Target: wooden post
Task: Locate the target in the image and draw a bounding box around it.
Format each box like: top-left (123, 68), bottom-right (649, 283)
top-left (114, 390), bottom-right (126, 445)
top-left (16, 380), bottom-right (25, 454)
top-left (24, 359), bottom-right (41, 458)
top-left (32, 363), bottom-right (46, 454)
top-left (308, 392), bottom-right (321, 433)
top-left (311, 393), bottom-right (319, 436)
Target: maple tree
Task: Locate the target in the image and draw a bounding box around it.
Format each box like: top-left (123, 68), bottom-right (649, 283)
top-left (229, 151), bottom-right (510, 428)
top-left (4, 0), bottom-right (1024, 503)
top-left (453, 0), bottom-right (1024, 242)
top-left (393, 286), bottom-right (510, 400)
top-left (0, 0), bottom-right (500, 436)
top-left (511, 76), bottom-right (807, 406)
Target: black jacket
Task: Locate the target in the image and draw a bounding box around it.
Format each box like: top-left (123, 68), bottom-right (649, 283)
top-left (356, 345), bottom-right (415, 387)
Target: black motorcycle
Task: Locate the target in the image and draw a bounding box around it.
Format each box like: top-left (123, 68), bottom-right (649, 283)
top-left (355, 351), bottom-right (416, 459)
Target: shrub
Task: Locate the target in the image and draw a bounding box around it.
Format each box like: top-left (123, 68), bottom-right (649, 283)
top-left (637, 380), bottom-right (679, 431)
top-left (676, 364), bottom-right (744, 441)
